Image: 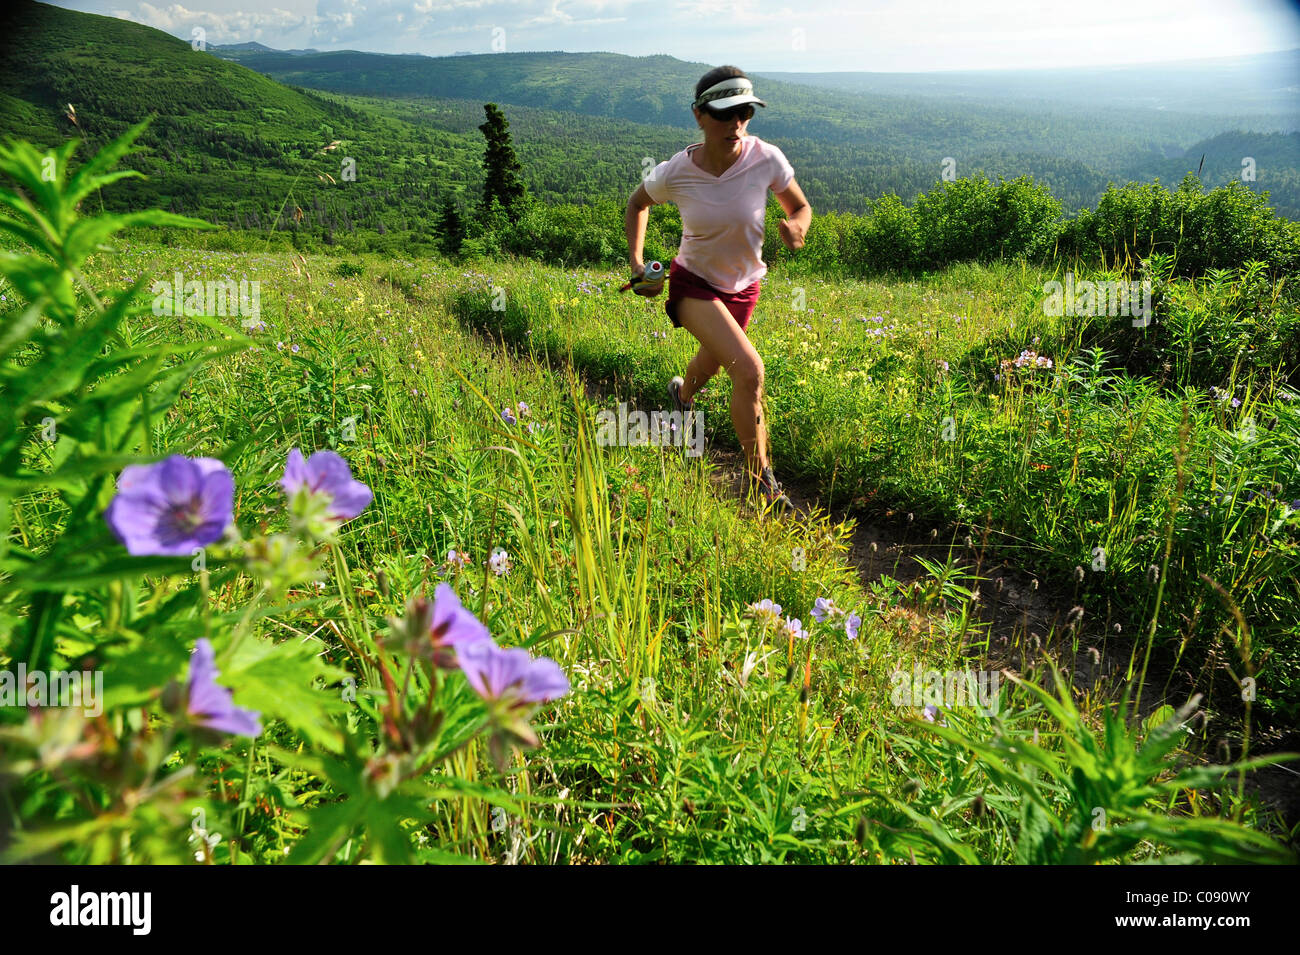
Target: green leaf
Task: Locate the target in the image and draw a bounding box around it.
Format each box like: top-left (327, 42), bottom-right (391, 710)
top-left (1015, 791), bottom-right (1060, 864)
top-left (6, 553), bottom-right (211, 591)
top-left (100, 629), bottom-right (191, 710)
top-left (9, 279), bottom-right (146, 412)
top-left (285, 797), bottom-right (368, 865)
top-left (222, 634), bottom-right (349, 753)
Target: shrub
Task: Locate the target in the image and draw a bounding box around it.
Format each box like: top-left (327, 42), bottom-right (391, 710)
top-left (1059, 174), bottom-right (1299, 277)
top-left (848, 193), bottom-right (921, 275)
top-left (912, 174), bottom-right (1062, 270)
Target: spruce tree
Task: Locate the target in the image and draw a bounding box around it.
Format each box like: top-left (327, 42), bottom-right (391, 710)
top-left (478, 103), bottom-right (528, 224)
top-left (435, 194), bottom-right (466, 256)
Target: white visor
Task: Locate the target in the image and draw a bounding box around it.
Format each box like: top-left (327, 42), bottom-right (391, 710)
top-left (694, 77), bottom-right (767, 111)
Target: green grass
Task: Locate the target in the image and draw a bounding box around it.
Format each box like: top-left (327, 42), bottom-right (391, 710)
top-left (447, 253), bottom-right (1300, 720)
top-left (1, 124), bottom-right (1294, 862)
top-left (6, 232), bottom-right (1283, 863)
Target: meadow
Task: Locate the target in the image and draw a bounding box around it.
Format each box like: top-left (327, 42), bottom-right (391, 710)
top-left (1, 125), bottom-right (1297, 864)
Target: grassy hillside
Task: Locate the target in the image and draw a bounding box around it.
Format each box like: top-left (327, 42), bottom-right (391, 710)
top-left (0, 0), bottom-right (468, 248)
top-left (214, 45), bottom-right (1300, 217)
top-left (5, 230), bottom-right (1296, 864)
top-left (1, 77), bottom-right (1296, 867)
top-left (2, 0), bottom-right (1295, 261)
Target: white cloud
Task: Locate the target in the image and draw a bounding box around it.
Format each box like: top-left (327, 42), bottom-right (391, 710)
top-left (60, 0), bottom-right (1300, 68)
top-left (119, 2), bottom-right (309, 41)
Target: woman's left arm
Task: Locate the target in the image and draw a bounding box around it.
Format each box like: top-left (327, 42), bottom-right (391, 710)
top-left (774, 179), bottom-right (811, 251)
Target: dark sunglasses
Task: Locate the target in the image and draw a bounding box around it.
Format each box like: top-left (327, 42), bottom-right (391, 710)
top-left (704, 104), bottom-right (755, 122)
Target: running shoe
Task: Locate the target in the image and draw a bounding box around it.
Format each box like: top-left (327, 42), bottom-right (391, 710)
top-left (668, 375), bottom-right (694, 415)
top-left (754, 465), bottom-right (793, 513)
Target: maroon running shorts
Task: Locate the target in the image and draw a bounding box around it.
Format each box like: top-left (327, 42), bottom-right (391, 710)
top-left (664, 257), bottom-right (761, 332)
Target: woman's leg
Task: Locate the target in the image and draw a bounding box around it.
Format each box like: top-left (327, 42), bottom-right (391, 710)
top-left (673, 296), bottom-right (769, 480)
top-left (679, 343), bottom-right (720, 404)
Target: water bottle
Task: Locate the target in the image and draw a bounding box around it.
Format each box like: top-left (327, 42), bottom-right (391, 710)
top-left (622, 260), bottom-right (665, 293)
top-left (640, 261), bottom-right (665, 287)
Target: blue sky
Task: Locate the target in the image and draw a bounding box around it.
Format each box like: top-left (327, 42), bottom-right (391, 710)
top-left (49, 0), bottom-right (1300, 71)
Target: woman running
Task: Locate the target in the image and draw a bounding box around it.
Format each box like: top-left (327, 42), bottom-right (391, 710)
top-left (624, 65), bottom-right (811, 512)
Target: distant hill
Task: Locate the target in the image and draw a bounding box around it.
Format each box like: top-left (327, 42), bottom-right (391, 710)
top-left (210, 45), bottom-right (1300, 217)
top-left (0, 0), bottom-right (484, 244)
top-left (0, 0), bottom-right (1294, 243)
top-left (215, 41), bottom-right (276, 53)
top-left (761, 50), bottom-right (1299, 124)
top-left (214, 42), bottom-right (320, 56)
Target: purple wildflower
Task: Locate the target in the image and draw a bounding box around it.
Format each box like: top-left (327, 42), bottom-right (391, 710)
top-left (459, 641), bottom-right (569, 709)
top-left (281, 448), bottom-right (372, 523)
top-left (501, 407), bottom-right (517, 425)
top-left (105, 455), bottom-right (234, 556)
top-left (745, 598), bottom-right (783, 628)
top-left (811, 597), bottom-right (838, 623)
top-left (427, 581), bottom-right (492, 667)
top-left (186, 638), bottom-right (261, 737)
top-left (457, 639), bottom-right (570, 763)
top-left (845, 613), bottom-right (862, 640)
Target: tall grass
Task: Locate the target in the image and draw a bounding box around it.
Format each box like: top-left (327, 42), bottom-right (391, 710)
top-left (0, 129), bottom-right (1294, 863)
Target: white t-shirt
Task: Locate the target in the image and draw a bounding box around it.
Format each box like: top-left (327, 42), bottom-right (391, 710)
top-left (643, 134), bottom-right (795, 293)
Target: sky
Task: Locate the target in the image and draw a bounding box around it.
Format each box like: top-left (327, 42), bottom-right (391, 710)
top-left (47, 0), bottom-right (1300, 72)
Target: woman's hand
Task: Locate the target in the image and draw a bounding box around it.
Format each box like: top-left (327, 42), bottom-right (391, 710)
top-left (774, 180), bottom-right (811, 252)
top-left (779, 218), bottom-right (806, 251)
top-left (622, 261), bottom-right (664, 297)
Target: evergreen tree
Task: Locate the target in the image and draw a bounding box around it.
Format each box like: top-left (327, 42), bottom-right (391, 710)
top-left (478, 103), bottom-right (528, 224)
top-left (435, 193), bottom-right (466, 256)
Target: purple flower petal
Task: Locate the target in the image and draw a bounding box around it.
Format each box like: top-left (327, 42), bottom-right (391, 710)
top-left (458, 640), bottom-right (527, 700)
top-left (105, 455), bottom-right (233, 556)
top-left (281, 448), bottom-right (372, 522)
top-left (281, 447), bottom-right (309, 495)
top-left (811, 597), bottom-right (834, 623)
top-left (186, 638), bottom-right (261, 737)
top-left (520, 657), bottom-right (569, 703)
top-left (429, 582), bottom-right (492, 661)
top-left (198, 707), bottom-right (264, 737)
top-left (325, 479), bottom-right (374, 521)
top-left (458, 640), bottom-right (569, 706)
top-left (158, 455), bottom-right (202, 504)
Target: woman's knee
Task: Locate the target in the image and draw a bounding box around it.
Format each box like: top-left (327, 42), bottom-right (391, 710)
top-left (729, 355), bottom-right (764, 394)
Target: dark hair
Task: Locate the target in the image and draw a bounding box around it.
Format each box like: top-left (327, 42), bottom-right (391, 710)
top-left (694, 65), bottom-right (748, 109)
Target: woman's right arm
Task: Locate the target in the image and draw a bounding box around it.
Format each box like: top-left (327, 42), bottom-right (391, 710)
top-left (625, 182), bottom-right (657, 274)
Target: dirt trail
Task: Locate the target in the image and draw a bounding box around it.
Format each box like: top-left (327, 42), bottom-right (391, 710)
top-left (519, 319), bottom-right (1298, 836)
top-left (700, 444), bottom-right (1300, 833)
